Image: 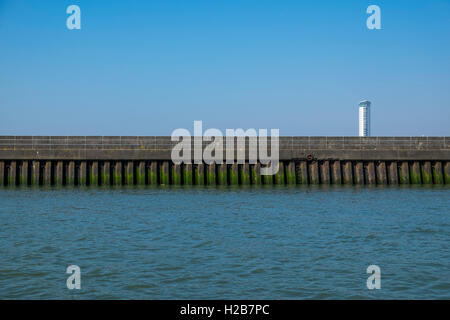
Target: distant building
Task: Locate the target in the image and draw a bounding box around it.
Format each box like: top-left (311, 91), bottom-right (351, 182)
top-left (358, 100), bottom-right (371, 137)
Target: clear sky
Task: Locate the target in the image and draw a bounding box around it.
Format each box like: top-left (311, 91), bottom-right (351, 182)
top-left (1, 0), bottom-right (449, 136)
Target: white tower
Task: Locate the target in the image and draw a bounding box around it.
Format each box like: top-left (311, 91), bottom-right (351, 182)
top-left (358, 100), bottom-right (371, 137)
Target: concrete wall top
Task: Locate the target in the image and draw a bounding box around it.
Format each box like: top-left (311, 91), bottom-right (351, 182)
top-left (0, 136), bottom-right (448, 150)
top-left (0, 136), bottom-right (449, 161)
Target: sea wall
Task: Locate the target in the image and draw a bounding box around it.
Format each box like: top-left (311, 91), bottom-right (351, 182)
top-left (0, 136), bottom-right (449, 186)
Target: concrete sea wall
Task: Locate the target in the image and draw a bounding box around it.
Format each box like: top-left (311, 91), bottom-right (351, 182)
top-left (0, 136), bottom-right (449, 186)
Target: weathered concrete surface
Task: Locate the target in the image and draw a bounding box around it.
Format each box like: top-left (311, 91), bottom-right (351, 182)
top-left (1, 136), bottom-right (449, 161)
top-left (2, 148), bottom-right (449, 161)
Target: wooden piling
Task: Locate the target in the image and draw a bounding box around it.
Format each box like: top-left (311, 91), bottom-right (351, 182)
top-left (410, 161), bottom-right (422, 184)
top-left (309, 161), bottom-right (320, 184)
top-left (172, 163), bottom-right (182, 185)
top-left (354, 162), bottom-right (364, 185)
top-left (206, 163), bottom-right (216, 185)
top-left (297, 161), bottom-right (308, 184)
top-left (183, 164), bottom-right (193, 185)
top-left (342, 161), bottom-right (353, 185)
top-left (421, 161), bottom-right (432, 184)
top-left (388, 162), bottom-right (398, 185)
top-left (32, 161), bottom-right (40, 186)
top-left (136, 161), bottom-right (146, 185)
top-left (195, 163), bottom-right (205, 185)
top-left (19, 160), bottom-right (29, 186)
top-left (8, 161), bottom-right (17, 186)
top-left (56, 161), bottom-right (64, 186)
top-left (101, 161), bottom-right (110, 186)
top-left (432, 161), bottom-right (444, 184)
top-left (89, 161), bottom-right (98, 186)
top-left (274, 161), bottom-right (285, 185)
top-left (240, 163), bottom-right (250, 185)
top-left (79, 161), bottom-right (87, 186)
top-left (263, 169), bottom-right (273, 185)
top-left (217, 164), bottom-right (228, 185)
top-left (125, 161), bottom-right (134, 185)
top-left (444, 162), bottom-right (450, 184)
top-left (366, 162), bottom-right (376, 185)
top-left (149, 161), bottom-right (158, 185)
top-left (230, 163), bottom-right (239, 185)
top-left (331, 161), bottom-right (342, 185)
top-left (286, 161), bottom-right (296, 185)
top-left (0, 161), bottom-right (4, 186)
top-left (399, 162), bottom-right (410, 184)
top-left (160, 161), bottom-right (170, 185)
top-left (251, 163), bottom-right (261, 185)
top-left (320, 161), bottom-right (330, 184)
top-left (44, 161), bottom-right (52, 186)
top-left (376, 161), bottom-right (387, 185)
top-left (113, 161), bottom-right (122, 185)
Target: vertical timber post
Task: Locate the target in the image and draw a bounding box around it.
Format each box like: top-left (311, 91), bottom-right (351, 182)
top-left (207, 163), bottom-right (216, 185)
top-left (309, 161), bottom-right (319, 184)
top-left (251, 163), bottom-right (261, 185)
top-left (125, 161), bottom-right (134, 185)
top-left (230, 163), bottom-right (239, 185)
top-left (172, 163), bottom-right (182, 185)
top-left (297, 161), bottom-right (308, 185)
top-left (8, 161), bottom-right (17, 186)
top-left (432, 162), bottom-right (444, 184)
top-left (44, 161), bottom-right (52, 186)
top-left (20, 161), bottom-right (29, 186)
top-left (67, 161), bottom-right (75, 186)
top-left (376, 161), bottom-right (387, 185)
top-left (90, 161), bottom-right (99, 186)
top-left (274, 161), bottom-right (285, 185)
top-left (183, 164), bottom-right (193, 185)
top-left (286, 161), bottom-right (296, 185)
top-left (410, 161), bottom-right (422, 184)
top-left (399, 162), bottom-right (410, 184)
top-left (320, 161), bottom-right (330, 185)
top-left (56, 161), bottom-right (64, 186)
top-left (354, 162), bottom-right (364, 185)
top-left (149, 161), bottom-right (158, 185)
top-left (444, 162), bottom-right (450, 184)
top-left (160, 161), bottom-right (170, 185)
top-left (195, 163), bottom-right (205, 185)
top-left (32, 161), bottom-right (40, 186)
top-left (240, 163), bottom-right (250, 185)
top-left (0, 161), bottom-right (4, 186)
top-left (136, 161), bottom-right (146, 185)
top-left (421, 161), bottom-right (432, 184)
top-left (114, 161), bottom-right (122, 186)
top-left (366, 162), bottom-right (376, 185)
top-left (101, 161), bottom-right (111, 186)
top-left (218, 164), bottom-right (228, 185)
top-left (79, 161), bottom-right (87, 186)
top-left (331, 161), bottom-right (342, 185)
top-left (342, 161), bottom-right (353, 185)
top-left (388, 162), bottom-right (398, 185)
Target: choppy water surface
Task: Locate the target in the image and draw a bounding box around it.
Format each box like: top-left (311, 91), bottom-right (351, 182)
top-left (0, 185), bottom-right (449, 299)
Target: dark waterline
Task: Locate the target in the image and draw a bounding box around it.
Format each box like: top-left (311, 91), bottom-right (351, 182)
top-left (0, 185), bottom-right (449, 299)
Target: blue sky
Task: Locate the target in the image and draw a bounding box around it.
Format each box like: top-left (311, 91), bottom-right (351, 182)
top-left (1, 0), bottom-right (449, 136)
